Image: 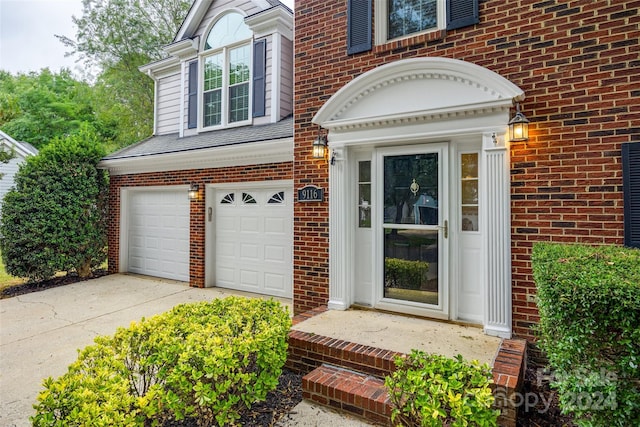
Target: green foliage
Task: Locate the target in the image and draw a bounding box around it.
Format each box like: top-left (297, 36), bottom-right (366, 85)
top-left (54, 0), bottom-right (192, 150)
top-left (32, 297), bottom-right (291, 427)
top-left (385, 258), bottom-right (429, 290)
top-left (385, 351), bottom-right (498, 427)
top-left (532, 243), bottom-right (640, 427)
top-left (0, 126), bottom-right (108, 281)
top-left (0, 69), bottom-right (96, 149)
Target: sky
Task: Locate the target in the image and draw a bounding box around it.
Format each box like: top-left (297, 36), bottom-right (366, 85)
top-left (0, 0), bottom-right (295, 76)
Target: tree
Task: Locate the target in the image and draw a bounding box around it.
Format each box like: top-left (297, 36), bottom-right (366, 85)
top-left (57, 0), bottom-right (192, 149)
top-left (0, 125), bottom-right (108, 281)
top-left (0, 69), bottom-right (96, 149)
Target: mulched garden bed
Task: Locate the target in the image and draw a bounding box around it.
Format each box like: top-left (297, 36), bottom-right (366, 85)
top-left (1, 269), bottom-right (109, 299)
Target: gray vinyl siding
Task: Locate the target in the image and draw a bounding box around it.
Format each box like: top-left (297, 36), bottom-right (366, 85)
top-left (0, 155), bottom-right (24, 209)
top-left (156, 73), bottom-right (181, 135)
top-left (280, 36), bottom-right (293, 119)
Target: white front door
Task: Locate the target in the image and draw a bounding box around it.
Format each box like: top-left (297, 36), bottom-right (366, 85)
top-left (213, 186), bottom-right (293, 298)
top-left (374, 144), bottom-right (449, 319)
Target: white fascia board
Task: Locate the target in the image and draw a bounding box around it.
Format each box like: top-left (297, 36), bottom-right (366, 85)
top-left (139, 57), bottom-right (180, 79)
top-left (163, 38), bottom-right (199, 60)
top-left (174, 0), bottom-right (210, 42)
top-left (245, 6), bottom-right (293, 40)
top-left (0, 131), bottom-right (37, 157)
top-left (98, 137), bottom-right (293, 176)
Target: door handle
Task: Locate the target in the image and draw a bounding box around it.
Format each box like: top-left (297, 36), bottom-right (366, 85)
top-left (439, 220), bottom-right (448, 239)
top-left (208, 207), bottom-right (213, 222)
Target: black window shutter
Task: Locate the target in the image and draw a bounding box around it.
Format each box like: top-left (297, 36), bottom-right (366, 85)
top-left (446, 0), bottom-right (479, 30)
top-left (253, 39), bottom-right (266, 118)
top-left (187, 61), bottom-right (198, 129)
top-left (623, 142), bottom-right (640, 248)
top-left (347, 0), bottom-right (372, 55)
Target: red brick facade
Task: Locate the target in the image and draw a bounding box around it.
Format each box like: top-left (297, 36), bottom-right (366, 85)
top-left (293, 0), bottom-right (639, 339)
top-left (107, 162), bottom-right (293, 287)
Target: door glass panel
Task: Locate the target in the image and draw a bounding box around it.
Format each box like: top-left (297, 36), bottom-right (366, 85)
top-left (383, 153), bottom-right (439, 305)
top-left (358, 161), bottom-right (371, 228)
top-left (460, 153), bottom-right (479, 232)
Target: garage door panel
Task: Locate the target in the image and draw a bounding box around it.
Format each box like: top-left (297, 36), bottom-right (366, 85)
top-left (265, 217), bottom-right (286, 233)
top-left (127, 189), bottom-right (189, 282)
top-left (240, 270), bottom-right (259, 287)
top-left (265, 245), bottom-right (285, 262)
top-left (265, 273), bottom-right (286, 292)
top-left (214, 187), bottom-right (292, 298)
top-left (240, 216), bottom-right (260, 233)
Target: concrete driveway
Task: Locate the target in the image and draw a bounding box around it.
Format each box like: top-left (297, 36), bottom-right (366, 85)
top-left (0, 274), bottom-right (292, 427)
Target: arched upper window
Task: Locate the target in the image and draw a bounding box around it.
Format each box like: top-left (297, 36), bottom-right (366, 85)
top-left (205, 12), bottom-right (252, 51)
top-left (201, 12), bottom-right (253, 128)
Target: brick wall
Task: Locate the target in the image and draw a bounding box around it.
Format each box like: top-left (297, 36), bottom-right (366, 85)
top-left (293, 0), bottom-right (639, 338)
top-left (107, 162), bottom-right (293, 287)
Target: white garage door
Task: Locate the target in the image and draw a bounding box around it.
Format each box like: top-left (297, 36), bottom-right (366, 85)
top-left (127, 189), bottom-right (190, 281)
top-left (215, 187), bottom-right (293, 298)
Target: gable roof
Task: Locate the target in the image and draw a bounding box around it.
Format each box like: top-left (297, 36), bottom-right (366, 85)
top-left (0, 130), bottom-right (38, 159)
top-left (174, 0), bottom-right (291, 42)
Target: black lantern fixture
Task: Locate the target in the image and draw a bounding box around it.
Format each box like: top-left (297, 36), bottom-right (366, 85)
top-left (312, 128), bottom-right (327, 159)
top-left (508, 103), bottom-right (530, 142)
top-left (188, 183), bottom-right (199, 200)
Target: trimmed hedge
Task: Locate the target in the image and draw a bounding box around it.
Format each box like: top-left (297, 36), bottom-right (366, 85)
top-left (532, 243), bottom-right (640, 427)
top-left (385, 258), bottom-right (429, 290)
top-left (32, 297), bottom-right (291, 427)
top-left (385, 351), bottom-right (498, 427)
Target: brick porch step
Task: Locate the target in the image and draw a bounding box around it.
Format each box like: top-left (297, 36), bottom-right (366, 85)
top-left (302, 364), bottom-right (392, 425)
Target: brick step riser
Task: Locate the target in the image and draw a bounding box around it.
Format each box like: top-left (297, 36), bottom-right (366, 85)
top-left (303, 364), bottom-right (391, 426)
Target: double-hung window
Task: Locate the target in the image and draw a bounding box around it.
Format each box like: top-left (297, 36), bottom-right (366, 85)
top-left (386, 0), bottom-right (440, 40)
top-left (201, 12), bottom-right (252, 129)
top-left (348, 0), bottom-right (478, 54)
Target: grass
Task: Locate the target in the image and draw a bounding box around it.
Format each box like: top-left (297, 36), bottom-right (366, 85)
top-left (0, 249), bottom-right (27, 292)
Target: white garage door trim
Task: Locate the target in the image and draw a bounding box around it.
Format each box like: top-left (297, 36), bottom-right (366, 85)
top-left (120, 186), bottom-right (190, 282)
top-left (205, 181), bottom-right (293, 298)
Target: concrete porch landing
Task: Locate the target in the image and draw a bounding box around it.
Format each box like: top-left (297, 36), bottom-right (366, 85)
top-left (285, 307), bottom-right (527, 426)
top-left (291, 308), bottom-right (501, 366)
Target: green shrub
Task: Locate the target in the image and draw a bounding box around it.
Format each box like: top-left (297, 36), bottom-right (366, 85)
top-left (532, 243), bottom-right (640, 427)
top-left (31, 297), bottom-right (291, 427)
top-left (385, 258), bottom-right (429, 290)
top-left (385, 351), bottom-right (498, 427)
top-left (0, 125), bottom-right (108, 281)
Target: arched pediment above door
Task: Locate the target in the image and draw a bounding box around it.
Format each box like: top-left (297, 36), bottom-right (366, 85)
top-left (313, 57), bottom-right (524, 133)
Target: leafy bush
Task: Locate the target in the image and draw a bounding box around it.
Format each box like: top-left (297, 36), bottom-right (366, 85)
top-left (0, 125), bottom-right (108, 281)
top-left (32, 297), bottom-right (291, 427)
top-left (532, 243), bottom-right (640, 427)
top-left (385, 350), bottom-right (498, 427)
top-left (385, 258), bottom-right (429, 290)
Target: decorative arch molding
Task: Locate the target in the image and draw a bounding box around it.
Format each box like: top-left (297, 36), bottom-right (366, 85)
top-left (313, 57), bottom-right (524, 135)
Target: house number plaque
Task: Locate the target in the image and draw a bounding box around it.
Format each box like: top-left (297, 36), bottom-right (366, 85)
top-left (298, 185), bottom-right (324, 202)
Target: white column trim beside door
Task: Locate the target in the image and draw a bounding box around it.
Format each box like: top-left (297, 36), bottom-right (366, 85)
top-left (482, 132), bottom-right (512, 338)
top-left (329, 147), bottom-right (350, 310)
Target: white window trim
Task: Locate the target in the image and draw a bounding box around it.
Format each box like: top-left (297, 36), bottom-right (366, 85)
top-left (374, 0), bottom-right (446, 46)
top-left (198, 11), bottom-right (254, 132)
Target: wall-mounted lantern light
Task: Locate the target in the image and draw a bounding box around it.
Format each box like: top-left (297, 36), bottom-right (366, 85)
top-left (312, 128), bottom-right (327, 159)
top-left (188, 183), bottom-right (199, 200)
top-left (508, 103), bottom-right (530, 142)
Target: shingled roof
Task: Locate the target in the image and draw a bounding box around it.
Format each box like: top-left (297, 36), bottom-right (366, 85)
top-left (103, 116), bottom-right (293, 160)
